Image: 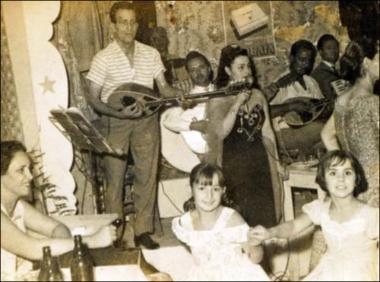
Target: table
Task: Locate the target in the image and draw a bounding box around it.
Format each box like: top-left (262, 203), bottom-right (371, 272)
top-left (282, 164), bottom-right (326, 221)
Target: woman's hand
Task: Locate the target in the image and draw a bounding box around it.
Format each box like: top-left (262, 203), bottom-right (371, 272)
top-left (235, 90), bottom-right (251, 107)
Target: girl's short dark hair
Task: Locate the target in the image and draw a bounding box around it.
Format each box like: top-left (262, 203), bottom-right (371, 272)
top-left (184, 163), bottom-right (236, 211)
top-left (1, 140), bottom-right (27, 175)
top-left (110, 2), bottom-right (137, 24)
top-left (215, 44), bottom-right (259, 89)
top-left (315, 150), bottom-right (368, 197)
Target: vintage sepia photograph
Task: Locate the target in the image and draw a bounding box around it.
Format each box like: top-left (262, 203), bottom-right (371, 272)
top-left (1, 1), bottom-right (379, 281)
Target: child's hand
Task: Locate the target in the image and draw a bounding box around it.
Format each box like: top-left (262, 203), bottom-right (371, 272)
top-left (249, 225), bottom-right (271, 243)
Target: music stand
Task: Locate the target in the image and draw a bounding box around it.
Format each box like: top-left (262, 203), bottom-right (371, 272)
top-left (49, 107), bottom-right (117, 214)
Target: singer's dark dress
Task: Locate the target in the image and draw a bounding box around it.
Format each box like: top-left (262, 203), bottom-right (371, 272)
top-left (222, 104), bottom-right (276, 227)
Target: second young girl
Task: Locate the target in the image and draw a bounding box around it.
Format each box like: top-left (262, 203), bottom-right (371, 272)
top-left (172, 163), bottom-right (270, 281)
top-left (250, 150), bottom-right (379, 281)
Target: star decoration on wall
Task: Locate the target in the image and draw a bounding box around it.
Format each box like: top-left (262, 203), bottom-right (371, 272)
top-left (39, 76), bottom-right (55, 94)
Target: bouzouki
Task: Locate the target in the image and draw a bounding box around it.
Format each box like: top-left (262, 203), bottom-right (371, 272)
top-left (264, 72), bottom-right (335, 127)
top-left (107, 78), bottom-right (254, 119)
top-left (283, 97), bottom-right (334, 127)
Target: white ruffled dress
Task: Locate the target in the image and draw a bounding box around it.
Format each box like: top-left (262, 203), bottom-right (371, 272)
top-left (172, 207), bottom-right (270, 281)
top-left (302, 199), bottom-right (379, 281)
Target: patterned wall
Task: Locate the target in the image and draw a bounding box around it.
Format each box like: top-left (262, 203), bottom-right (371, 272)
top-left (1, 9), bottom-right (25, 142)
top-left (155, 1), bottom-right (349, 89)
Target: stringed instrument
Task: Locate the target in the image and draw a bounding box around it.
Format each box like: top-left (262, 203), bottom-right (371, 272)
top-left (107, 78), bottom-right (254, 119)
top-left (263, 71), bottom-right (302, 101)
top-left (264, 72), bottom-right (335, 127)
top-left (283, 97), bottom-right (334, 127)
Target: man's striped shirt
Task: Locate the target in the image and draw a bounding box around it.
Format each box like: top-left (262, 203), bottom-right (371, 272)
top-left (87, 40), bottom-right (165, 103)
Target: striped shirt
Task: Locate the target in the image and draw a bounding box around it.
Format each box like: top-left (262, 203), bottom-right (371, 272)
top-left (87, 40), bottom-right (165, 103)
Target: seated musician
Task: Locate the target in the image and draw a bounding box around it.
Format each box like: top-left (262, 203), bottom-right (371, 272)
top-left (162, 51), bottom-right (214, 159)
top-left (84, 2), bottom-right (183, 249)
top-left (264, 39), bottom-right (325, 159)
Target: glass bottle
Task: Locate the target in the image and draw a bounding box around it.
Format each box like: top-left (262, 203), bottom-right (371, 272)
top-left (70, 235), bottom-right (94, 281)
top-left (38, 246), bottom-right (64, 281)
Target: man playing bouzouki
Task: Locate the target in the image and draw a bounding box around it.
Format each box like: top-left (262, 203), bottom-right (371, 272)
top-left (85, 2), bottom-right (184, 250)
top-left (263, 40), bottom-right (325, 158)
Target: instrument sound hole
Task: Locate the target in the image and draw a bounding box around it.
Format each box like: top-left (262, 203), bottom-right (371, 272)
top-left (122, 96), bottom-right (136, 107)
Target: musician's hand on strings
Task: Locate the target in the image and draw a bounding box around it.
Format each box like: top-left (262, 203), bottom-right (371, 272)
top-left (180, 100), bottom-right (197, 110)
top-left (287, 99), bottom-right (313, 113)
top-left (176, 87), bottom-right (197, 110)
top-left (189, 119), bottom-right (209, 134)
top-left (173, 79), bottom-right (193, 94)
top-left (263, 84), bottom-right (279, 101)
top-left (118, 102), bottom-right (143, 119)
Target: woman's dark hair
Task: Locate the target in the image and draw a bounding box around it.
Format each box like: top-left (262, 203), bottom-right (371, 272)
top-left (185, 51), bottom-right (214, 82)
top-left (183, 163), bottom-right (236, 211)
top-left (339, 37), bottom-right (377, 84)
top-left (110, 2), bottom-right (137, 24)
top-left (215, 44), bottom-right (259, 89)
top-left (1, 140), bottom-right (27, 175)
top-left (316, 34), bottom-right (339, 51)
top-left (315, 150), bottom-right (367, 197)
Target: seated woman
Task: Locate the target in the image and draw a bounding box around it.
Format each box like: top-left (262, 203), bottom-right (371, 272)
top-left (1, 140), bottom-right (117, 281)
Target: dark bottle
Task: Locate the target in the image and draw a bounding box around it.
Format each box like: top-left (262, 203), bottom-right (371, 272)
top-left (70, 235), bottom-right (94, 281)
top-left (38, 246), bottom-right (64, 281)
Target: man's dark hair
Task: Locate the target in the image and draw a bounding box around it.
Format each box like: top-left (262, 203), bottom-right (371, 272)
top-left (317, 34), bottom-right (339, 51)
top-left (110, 2), bottom-right (137, 24)
top-left (185, 51), bottom-right (214, 82)
top-left (290, 39), bottom-right (317, 59)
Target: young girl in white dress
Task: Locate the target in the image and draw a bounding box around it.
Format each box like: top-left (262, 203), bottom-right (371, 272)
top-left (172, 163), bottom-right (270, 281)
top-left (250, 150), bottom-right (379, 281)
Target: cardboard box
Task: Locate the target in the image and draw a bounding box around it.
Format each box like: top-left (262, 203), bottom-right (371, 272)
top-left (231, 3), bottom-right (269, 37)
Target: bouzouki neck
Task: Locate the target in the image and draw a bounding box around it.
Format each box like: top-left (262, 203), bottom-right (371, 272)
top-left (145, 78), bottom-right (253, 107)
top-left (145, 89), bottom-right (234, 107)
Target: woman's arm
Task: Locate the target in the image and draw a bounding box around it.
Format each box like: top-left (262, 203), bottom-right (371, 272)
top-left (23, 201), bottom-right (71, 238)
top-left (321, 114), bottom-right (340, 150)
top-left (208, 92), bottom-right (250, 139)
top-left (1, 208), bottom-right (116, 261)
top-left (250, 213), bottom-right (314, 243)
